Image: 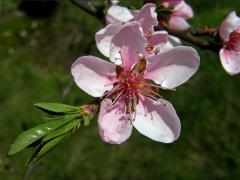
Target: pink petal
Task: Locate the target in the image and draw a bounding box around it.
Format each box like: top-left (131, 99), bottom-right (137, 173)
top-left (219, 11), bottom-right (240, 41)
top-left (106, 5), bottom-right (134, 24)
top-left (148, 31), bottom-right (168, 47)
top-left (169, 16), bottom-right (190, 30)
top-left (135, 3), bottom-right (158, 34)
top-left (158, 35), bottom-right (182, 53)
top-left (146, 31), bottom-right (169, 55)
top-left (110, 22), bottom-right (147, 69)
top-left (95, 23), bottom-right (122, 57)
top-left (133, 98), bottom-right (181, 143)
top-left (130, 10), bottom-right (139, 18)
top-left (162, 0), bottom-right (182, 9)
top-left (219, 48), bottom-right (240, 75)
top-left (106, 14), bottom-right (120, 25)
top-left (98, 99), bottom-right (133, 144)
top-left (145, 46), bottom-right (200, 89)
top-left (71, 56), bottom-right (116, 97)
top-left (173, 1), bottom-right (193, 19)
top-left (168, 35), bottom-right (182, 46)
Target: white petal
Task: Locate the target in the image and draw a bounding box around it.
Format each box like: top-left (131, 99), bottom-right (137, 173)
top-left (159, 35), bottom-right (182, 54)
top-left (219, 11), bottom-right (240, 41)
top-left (71, 56), bottom-right (116, 97)
top-left (107, 5), bottom-right (134, 23)
top-left (169, 16), bottom-right (190, 30)
top-left (110, 22), bottom-right (147, 69)
top-left (135, 3), bottom-right (158, 34)
top-left (133, 98), bottom-right (181, 143)
top-left (95, 23), bottom-right (122, 57)
top-left (219, 48), bottom-right (240, 75)
top-left (173, 1), bottom-right (193, 19)
top-left (168, 35), bottom-right (182, 46)
top-left (145, 46), bottom-right (200, 89)
top-left (98, 99), bottom-right (133, 144)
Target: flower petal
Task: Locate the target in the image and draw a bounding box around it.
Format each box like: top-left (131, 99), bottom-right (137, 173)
top-left (162, 0), bottom-right (182, 8)
top-left (95, 23), bottom-right (122, 57)
top-left (106, 5), bottom-right (134, 24)
top-left (145, 46), bottom-right (200, 89)
top-left (133, 98), bottom-right (181, 143)
top-left (173, 1), bottom-right (193, 19)
top-left (71, 56), bottom-right (116, 97)
top-left (146, 31), bottom-right (169, 55)
top-left (98, 99), bottom-right (133, 144)
top-left (169, 16), bottom-right (190, 30)
top-left (110, 22), bottom-right (147, 69)
top-left (160, 35), bottom-right (182, 53)
top-left (148, 31), bottom-right (168, 47)
top-left (135, 3), bottom-right (158, 34)
top-left (219, 48), bottom-right (240, 75)
top-left (219, 11), bottom-right (240, 41)
top-left (130, 10), bottom-right (139, 18)
top-left (168, 35), bottom-right (182, 46)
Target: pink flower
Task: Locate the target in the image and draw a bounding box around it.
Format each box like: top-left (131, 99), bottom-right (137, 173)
top-left (96, 3), bottom-right (180, 59)
top-left (219, 11), bottom-right (240, 75)
top-left (161, 0), bottom-right (193, 30)
top-left (72, 23), bottom-right (200, 144)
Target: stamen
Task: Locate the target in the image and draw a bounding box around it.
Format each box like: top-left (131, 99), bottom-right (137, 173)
top-left (132, 93), bottom-right (137, 112)
top-left (112, 89), bottom-right (125, 104)
top-left (141, 92), bottom-right (160, 101)
top-left (142, 82), bottom-right (162, 89)
top-left (115, 96), bottom-right (125, 114)
top-left (145, 88), bottom-right (163, 98)
top-left (143, 82), bottom-right (176, 91)
top-left (119, 50), bottom-right (126, 69)
top-left (105, 85), bottom-right (125, 98)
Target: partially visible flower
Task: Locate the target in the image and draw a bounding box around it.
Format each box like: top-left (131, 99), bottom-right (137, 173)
top-left (81, 104), bottom-right (99, 118)
top-left (110, 0), bottom-right (119, 5)
top-left (219, 11), bottom-right (240, 75)
top-left (72, 23), bottom-right (200, 144)
top-left (96, 3), bottom-right (180, 59)
top-left (161, 0), bottom-right (193, 30)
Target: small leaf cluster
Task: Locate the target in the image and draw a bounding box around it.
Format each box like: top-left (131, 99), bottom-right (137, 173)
top-left (8, 103), bottom-right (92, 166)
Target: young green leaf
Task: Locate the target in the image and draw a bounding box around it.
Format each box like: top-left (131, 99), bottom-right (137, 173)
top-left (42, 119), bottom-right (80, 143)
top-left (27, 133), bottom-right (70, 165)
top-left (34, 103), bottom-right (79, 114)
top-left (8, 114), bottom-right (79, 155)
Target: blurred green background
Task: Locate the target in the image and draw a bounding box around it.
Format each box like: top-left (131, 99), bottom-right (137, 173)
top-left (0, 0), bottom-right (240, 179)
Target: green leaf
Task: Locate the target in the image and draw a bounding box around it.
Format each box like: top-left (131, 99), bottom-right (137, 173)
top-left (34, 103), bottom-right (79, 114)
top-left (28, 133), bottom-right (70, 165)
top-left (8, 114), bottom-right (79, 155)
top-left (42, 119), bottom-right (80, 143)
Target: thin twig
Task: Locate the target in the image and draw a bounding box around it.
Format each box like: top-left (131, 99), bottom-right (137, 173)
top-left (60, 80), bottom-right (74, 103)
top-left (189, 27), bottom-right (218, 37)
top-left (23, 162), bottom-right (41, 180)
top-left (71, 0), bottom-right (222, 53)
top-left (166, 28), bottom-right (221, 53)
top-left (70, 0), bottom-right (104, 20)
top-left (60, 35), bottom-right (95, 103)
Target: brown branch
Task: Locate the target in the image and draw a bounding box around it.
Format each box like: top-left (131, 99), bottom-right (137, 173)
top-left (70, 0), bottom-right (105, 20)
top-left (70, 0), bottom-right (222, 53)
top-left (188, 27), bottom-right (218, 37)
top-left (165, 28), bottom-right (222, 53)
top-left (144, 0), bottom-right (157, 3)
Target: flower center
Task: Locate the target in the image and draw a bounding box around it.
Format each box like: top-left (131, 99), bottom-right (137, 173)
top-left (104, 58), bottom-right (161, 120)
top-left (226, 30), bottom-right (240, 52)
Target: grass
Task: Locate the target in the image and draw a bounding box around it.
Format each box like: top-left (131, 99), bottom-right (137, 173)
top-left (0, 0), bottom-right (240, 179)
